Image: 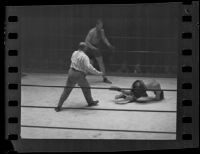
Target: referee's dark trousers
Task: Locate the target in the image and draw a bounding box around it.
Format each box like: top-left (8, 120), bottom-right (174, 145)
top-left (57, 68), bottom-right (94, 107)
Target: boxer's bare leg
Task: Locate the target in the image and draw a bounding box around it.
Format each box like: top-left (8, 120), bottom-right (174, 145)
top-left (95, 56), bottom-right (112, 84)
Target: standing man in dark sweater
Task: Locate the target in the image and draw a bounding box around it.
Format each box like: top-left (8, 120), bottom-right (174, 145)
top-left (85, 19), bottom-right (114, 84)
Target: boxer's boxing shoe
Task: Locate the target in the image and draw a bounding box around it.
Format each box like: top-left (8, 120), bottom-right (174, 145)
top-left (103, 77), bottom-right (112, 84)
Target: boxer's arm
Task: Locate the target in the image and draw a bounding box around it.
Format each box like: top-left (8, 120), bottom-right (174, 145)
top-left (101, 29), bottom-right (113, 48)
top-left (125, 95), bottom-right (137, 102)
top-left (121, 90), bottom-right (132, 95)
top-left (110, 86), bottom-right (132, 95)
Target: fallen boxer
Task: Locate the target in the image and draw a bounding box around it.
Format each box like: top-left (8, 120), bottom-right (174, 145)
top-left (109, 79), bottom-right (164, 103)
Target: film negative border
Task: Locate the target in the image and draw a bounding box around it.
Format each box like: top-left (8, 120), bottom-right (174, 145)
top-left (178, 1), bottom-right (199, 145)
top-left (4, 1), bottom-right (199, 152)
top-left (5, 6), bottom-right (21, 153)
top-left (192, 0), bottom-right (199, 147)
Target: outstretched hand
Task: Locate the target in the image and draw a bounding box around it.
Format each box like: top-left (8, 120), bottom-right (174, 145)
top-left (109, 86), bottom-right (122, 92)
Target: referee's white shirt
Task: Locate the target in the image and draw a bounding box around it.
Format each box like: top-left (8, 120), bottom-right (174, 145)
top-left (70, 50), bottom-right (102, 75)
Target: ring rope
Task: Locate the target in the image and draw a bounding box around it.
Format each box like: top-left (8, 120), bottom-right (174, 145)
top-left (21, 125), bottom-right (176, 135)
top-left (21, 105), bottom-right (177, 113)
top-left (21, 84), bottom-right (177, 92)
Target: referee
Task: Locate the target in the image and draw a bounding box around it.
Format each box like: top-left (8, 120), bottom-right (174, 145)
top-left (55, 42), bottom-right (103, 112)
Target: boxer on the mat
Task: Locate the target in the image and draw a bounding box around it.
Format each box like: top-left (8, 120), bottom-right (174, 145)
top-left (110, 79), bottom-right (164, 102)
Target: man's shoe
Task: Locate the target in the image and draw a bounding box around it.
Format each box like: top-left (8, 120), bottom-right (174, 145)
top-left (103, 78), bottom-right (112, 84)
top-left (88, 100), bottom-right (99, 107)
top-left (55, 106), bottom-right (62, 112)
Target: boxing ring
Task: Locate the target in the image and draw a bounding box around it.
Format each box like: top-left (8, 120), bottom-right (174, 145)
top-left (17, 3), bottom-right (180, 140)
top-left (21, 73), bottom-right (177, 139)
